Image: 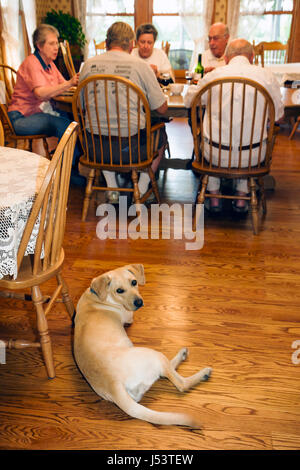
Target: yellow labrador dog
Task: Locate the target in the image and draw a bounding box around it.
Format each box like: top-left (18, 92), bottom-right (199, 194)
top-left (74, 264), bottom-right (212, 428)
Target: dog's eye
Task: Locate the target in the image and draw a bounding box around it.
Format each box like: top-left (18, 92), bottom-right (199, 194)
top-left (116, 288), bottom-right (125, 294)
top-left (131, 280), bottom-right (137, 286)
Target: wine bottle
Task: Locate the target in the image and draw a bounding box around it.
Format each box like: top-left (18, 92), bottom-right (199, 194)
top-left (194, 54), bottom-right (204, 82)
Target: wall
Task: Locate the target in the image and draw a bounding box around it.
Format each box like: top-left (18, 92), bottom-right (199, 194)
top-left (36, 0), bottom-right (71, 25)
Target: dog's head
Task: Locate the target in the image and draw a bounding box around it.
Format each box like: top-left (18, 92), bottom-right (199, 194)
top-left (90, 264), bottom-right (145, 311)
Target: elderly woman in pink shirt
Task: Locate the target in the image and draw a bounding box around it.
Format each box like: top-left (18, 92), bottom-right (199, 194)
top-left (8, 24), bottom-right (84, 184)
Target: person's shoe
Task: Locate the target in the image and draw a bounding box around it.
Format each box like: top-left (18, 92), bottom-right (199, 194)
top-left (204, 192), bottom-right (223, 214)
top-left (232, 199), bottom-right (249, 214)
top-left (106, 190), bottom-right (120, 204)
top-left (232, 192), bottom-right (249, 214)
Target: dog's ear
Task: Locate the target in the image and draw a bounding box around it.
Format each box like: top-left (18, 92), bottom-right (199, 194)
top-left (90, 274), bottom-right (112, 300)
top-left (126, 264), bottom-right (145, 285)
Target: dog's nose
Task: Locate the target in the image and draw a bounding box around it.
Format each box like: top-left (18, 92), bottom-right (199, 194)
top-left (134, 298), bottom-right (143, 309)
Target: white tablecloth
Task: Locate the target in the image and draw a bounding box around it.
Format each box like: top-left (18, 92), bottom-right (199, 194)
top-left (0, 147), bottom-right (50, 279)
top-left (265, 63), bottom-right (300, 85)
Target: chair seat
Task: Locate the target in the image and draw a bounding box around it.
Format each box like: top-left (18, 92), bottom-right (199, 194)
top-left (192, 161), bottom-right (269, 178)
top-left (0, 250), bottom-right (65, 289)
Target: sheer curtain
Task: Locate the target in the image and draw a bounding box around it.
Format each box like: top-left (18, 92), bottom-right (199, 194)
top-left (81, 0), bottom-right (107, 59)
top-left (178, 0), bottom-right (214, 69)
top-left (73, 0), bottom-right (89, 58)
top-left (1, 0), bottom-right (20, 69)
top-left (227, 0), bottom-right (240, 40)
top-left (237, 0), bottom-right (268, 40)
top-left (0, 0), bottom-right (36, 70)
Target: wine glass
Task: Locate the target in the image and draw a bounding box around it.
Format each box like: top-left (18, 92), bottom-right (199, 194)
top-left (185, 70), bottom-right (194, 85)
top-left (161, 72), bottom-right (171, 93)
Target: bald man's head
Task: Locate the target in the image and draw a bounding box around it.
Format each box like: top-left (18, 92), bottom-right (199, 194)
top-left (225, 39), bottom-right (254, 64)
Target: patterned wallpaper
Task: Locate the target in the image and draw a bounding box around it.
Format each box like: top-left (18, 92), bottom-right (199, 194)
top-left (214, 0), bottom-right (227, 24)
top-left (36, 0), bottom-right (72, 25)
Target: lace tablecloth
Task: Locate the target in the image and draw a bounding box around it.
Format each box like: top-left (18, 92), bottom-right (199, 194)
top-left (265, 63), bottom-right (300, 85)
top-left (0, 146), bottom-right (50, 279)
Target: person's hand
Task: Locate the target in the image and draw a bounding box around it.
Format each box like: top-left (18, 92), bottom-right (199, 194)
top-left (204, 66), bottom-right (215, 74)
top-left (69, 72), bottom-right (80, 87)
top-left (150, 64), bottom-right (159, 76)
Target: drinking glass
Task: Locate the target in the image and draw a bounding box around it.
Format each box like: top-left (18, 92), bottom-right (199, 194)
top-left (161, 72), bottom-right (171, 93)
top-left (185, 70), bottom-right (194, 85)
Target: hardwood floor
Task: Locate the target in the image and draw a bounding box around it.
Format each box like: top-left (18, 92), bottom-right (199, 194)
top-left (0, 118), bottom-right (300, 451)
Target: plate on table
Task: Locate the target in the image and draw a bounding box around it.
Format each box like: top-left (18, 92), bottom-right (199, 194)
top-left (291, 89), bottom-right (300, 105)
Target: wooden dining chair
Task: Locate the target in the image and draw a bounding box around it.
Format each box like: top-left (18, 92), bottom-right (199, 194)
top-left (0, 119), bottom-right (4, 145)
top-left (60, 40), bottom-right (76, 78)
top-left (93, 39), bottom-right (106, 54)
top-left (0, 64), bottom-right (17, 102)
top-left (289, 115), bottom-right (300, 139)
top-left (72, 74), bottom-right (164, 221)
top-left (190, 77), bottom-right (277, 235)
top-left (161, 41), bottom-right (170, 57)
top-left (0, 122), bottom-right (78, 378)
top-left (0, 64), bottom-right (50, 156)
top-left (253, 42), bottom-right (264, 67)
top-left (0, 102), bottom-right (50, 157)
top-left (253, 41), bottom-right (288, 66)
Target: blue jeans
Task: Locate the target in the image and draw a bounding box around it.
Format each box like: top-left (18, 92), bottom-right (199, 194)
top-left (8, 110), bottom-right (81, 165)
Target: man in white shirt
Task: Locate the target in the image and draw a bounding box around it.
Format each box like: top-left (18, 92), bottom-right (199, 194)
top-left (80, 22), bottom-right (167, 203)
top-left (184, 38), bottom-right (284, 212)
top-left (132, 23), bottom-right (175, 82)
top-left (202, 22), bottom-right (230, 73)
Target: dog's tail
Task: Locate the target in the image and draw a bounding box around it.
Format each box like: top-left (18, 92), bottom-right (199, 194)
top-left (112, 383), bottom-right (202, 428)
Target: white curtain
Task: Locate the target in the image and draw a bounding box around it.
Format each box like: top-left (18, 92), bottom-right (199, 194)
top-left (1, 0), bottom-right (36, 70)
top-left (227, 0), bottom-right (240, 40)
top-left (82, 0), bottom-right (107, 59)
top-left (1, 0), bottom-right (20, 70)
top-left (178, 0), bottom-right (214, 69)
top-left (73, 0), bottom-right (89, 58)
top-left (237, 0), bottom-right (268, 40)
top-left (21, 0), bottom-right (36, 53)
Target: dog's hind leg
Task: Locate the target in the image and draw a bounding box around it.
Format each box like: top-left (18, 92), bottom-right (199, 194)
top-left (163, 362), bottom-right (212, 393)
top-left (170, 347), bottom-right (189, 369)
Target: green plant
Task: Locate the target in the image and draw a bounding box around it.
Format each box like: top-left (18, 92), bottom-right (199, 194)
top-left (44, 9), bottom-right (86, 49)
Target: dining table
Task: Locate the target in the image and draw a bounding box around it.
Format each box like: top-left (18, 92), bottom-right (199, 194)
top-left (0, 146), bottom-right (49, 280)
top-left (264, 62), bottom-right (300, 86)
top-left (54, 83), bottom-right (300, 119)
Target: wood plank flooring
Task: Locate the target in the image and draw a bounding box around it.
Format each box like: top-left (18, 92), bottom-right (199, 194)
top-left (0, 119), bottom-right (300, 451)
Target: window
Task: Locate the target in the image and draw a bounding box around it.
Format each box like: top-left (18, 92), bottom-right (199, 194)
top-left (86, 0), bottom-right (134, 53)
top-left (238, 0), bottom-right (293, 44)
top-left (152, 1), bottom-right (193, 50)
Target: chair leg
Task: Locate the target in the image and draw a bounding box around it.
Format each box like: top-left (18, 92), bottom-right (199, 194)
top-left (42, 138), bottom-right (50, 159)
top-left (81, 168), bottom-right (95, 221)
top-left (148, 167), bottom-right (160, 203)
top-left (132, 170), bottom-right (141, 205)
top-left (193, 175), bottom-right (208, 231)
top-left (249, 177), bottom-right (259, 235)
top-left (289, 117), bottom-right (300, 140)
top-left (31, 285), bottom-right (55, 379)
top-left (56, 272), bottom-right (75, 320)
top-left (258, 177), bottom-right (267, 215)
top-left (198, 175), bottom-right (208, 205)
